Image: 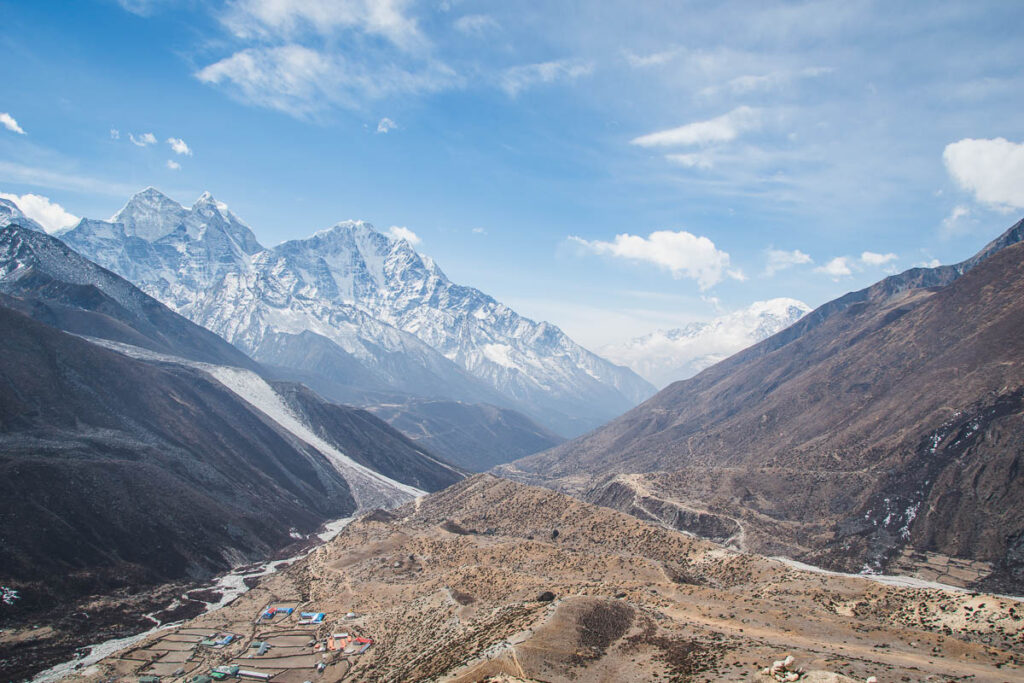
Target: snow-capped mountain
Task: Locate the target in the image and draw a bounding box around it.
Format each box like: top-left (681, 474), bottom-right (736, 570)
top-left (602, 298), bottom-right (811, 388)
top-left (62, 188), bottom-right (654, 436)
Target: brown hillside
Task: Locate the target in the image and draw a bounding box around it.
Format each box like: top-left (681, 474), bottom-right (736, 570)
top-left (501, 224), bottom-right (1024, 590)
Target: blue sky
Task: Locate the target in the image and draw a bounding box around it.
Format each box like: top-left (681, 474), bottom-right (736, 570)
top-left (2, 0), bottom-right (1023, 348)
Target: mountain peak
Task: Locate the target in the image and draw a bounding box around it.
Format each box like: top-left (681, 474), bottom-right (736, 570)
top-left (112, 187), bottom-right (187, 241)
top-left (192, 190), bottom-right (219, 207)
top-left (191, 191), bottom-right (233, 217)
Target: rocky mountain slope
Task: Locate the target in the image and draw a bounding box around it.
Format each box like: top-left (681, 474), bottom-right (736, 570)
top-left (0, 222), bottom-right (466, 618)
top-left (602, 297), bottom-right (810, 387)
top-left (0, 304), bottom-right (357, 604)
top-left (365, 398), bottom-right (564, 472)
top-left (502, 218), bottom-right (1024, 592)
top-left (71, 475), bottom-right (1024, 682)
top-left (60, 188), bottom-right (654, 437)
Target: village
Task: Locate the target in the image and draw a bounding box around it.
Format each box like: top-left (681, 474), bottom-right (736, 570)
top-left (103, 602), bottom-right (374, 682)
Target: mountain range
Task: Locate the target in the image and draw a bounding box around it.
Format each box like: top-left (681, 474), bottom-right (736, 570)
top-left (601, 297), bottom-right (811, 387)
top-left (501, 217), bottom-right (1024, 592)
top-left (59, 188), bottom-right (655, 439)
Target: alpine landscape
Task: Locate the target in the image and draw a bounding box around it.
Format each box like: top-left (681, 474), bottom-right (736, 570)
top-left (1, 2), bottom-right (1023, 682)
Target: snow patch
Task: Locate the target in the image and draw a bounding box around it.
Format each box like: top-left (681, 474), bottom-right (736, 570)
top-left (482, 343), bottom-right (518, 369)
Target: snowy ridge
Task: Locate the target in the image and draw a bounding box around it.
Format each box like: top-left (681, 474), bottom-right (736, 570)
top-left (602, 298), bottom-right (811, 388)
top-left (206, 365), bottom-right (424, 507)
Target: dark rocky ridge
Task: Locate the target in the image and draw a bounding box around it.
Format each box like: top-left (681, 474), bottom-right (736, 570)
top-left (503, 218), bottom-right (1024, 591)
top-left (365, 398), bottom-right (564, 472)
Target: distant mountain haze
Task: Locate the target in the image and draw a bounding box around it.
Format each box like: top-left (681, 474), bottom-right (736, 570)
top-left (602, 297), bottom-right (810, 387)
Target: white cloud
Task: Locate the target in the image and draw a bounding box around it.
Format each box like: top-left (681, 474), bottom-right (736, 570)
top-left (569, 230), bottom-right (738, 290)
top-left (110, 129), bottom-right (120, 139)
top-left (702, 66), bottom-right (833, 97)
top-left (814, 250), bottom-right (898, 279)
top-left (454, 14), bottom-right (497, 35)
top-left (166, 159), bottom-right (181, 170)
top-left (916, 258), bottom-right (941, 268)
top-left (0, 192), bottom-right (79, 233)
top-left (943, 138), bottom-right (1024, 211)
top-left (387, 225), bottom-right (421, 245)
top-left (129, 132), bottom-right (157, 147)
top-left (665, 152), bottom-right (714, 169)
top-left (471, 227), bottom-right (487, 234)
top-left (167, 137), bottom-right (192, 155)
top-left (196, 45), bottom-right (457, 117)
top-left (860, 251), bottom-right (897, 266)
top-left (376, 117), bottom-right (397, 133)
top-left (0, 113), bottom-right (26, 135)
top-left (500, 59), bottom-right (593, 97)
top-left (814, 256), bottom-right (853, 279)
top-left (940, 204), bottom-right (978, 237)
top-left (764, 248), bottom-right (812, 275)
top-left (631, 106), bottom-right (761, 148)
top-left (622, 47), bottom-right (682, 68)
top-left (222, 0), bottom-right (424, 51)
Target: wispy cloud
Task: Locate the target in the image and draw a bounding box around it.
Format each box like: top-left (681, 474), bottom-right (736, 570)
top-left (167, 137), bottom-right (192, 155)
top-left (940, 204), bottom-right (977, 237)
top-left (943, 137), bottom-right (1024, 211)
top-left (453, 14), bottom-right (497, 35)
top-left (701, 66), bottom-right (833, 97)
top-left (0, 160), bottom-right (141, 197)
top-left (166, 159), bottom-right (181, 170)
top-left (569, 230), bottom-right (739, 290)
top-left (622, 47), bottom-right (682, 68)
top-left (376, 117), bottom-right (397, 133)
top-left (764, 247), bottom-right (812, 276)
top-left (194, 0), bottom-right (459, 118)
top-left (631, 106), bottom-right (761, 148)
top-left (0, 113), bottom-right (26, 135)
top-left (196, 45), bottom-right (457, 118)
top-left (129, 132), bottom-right (157, 147)
top-left (110, 129), bottom-right (120, 139)
top-left (221, 0), bottom-right (425, 51)
top-left (0, 192), bottom-right (79, 233)
top-left (500, 59), bottom-right (593, 97)
top-left (387, 225), bottom-right (420, 245)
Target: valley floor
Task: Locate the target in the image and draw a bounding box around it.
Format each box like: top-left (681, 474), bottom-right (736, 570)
top-left (60, 475), bottom-right (1023, 682)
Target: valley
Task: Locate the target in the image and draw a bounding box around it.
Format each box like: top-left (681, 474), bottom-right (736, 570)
top-left (66, 476), bottom-right (1024, 682)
